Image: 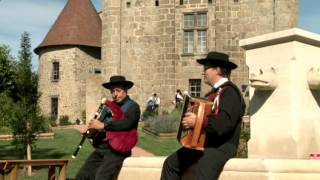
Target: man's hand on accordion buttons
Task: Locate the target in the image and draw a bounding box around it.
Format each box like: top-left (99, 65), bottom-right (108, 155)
top-left (182, 112), bottom-right (196, 129)
top-left (88, 118), bottom-right (105, 130)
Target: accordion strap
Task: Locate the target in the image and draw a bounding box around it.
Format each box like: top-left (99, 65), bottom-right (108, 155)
top-left (211, 87), bottom-right (228, 115)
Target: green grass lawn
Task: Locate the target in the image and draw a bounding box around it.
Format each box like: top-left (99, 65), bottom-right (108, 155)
top-left (137, 131), bottom-right (180, 156)
top-left (0, 129), bottom-right (180, 179)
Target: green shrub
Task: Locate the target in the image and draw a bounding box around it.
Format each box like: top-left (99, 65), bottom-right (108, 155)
top-left (0, 93), bottom-right (15, 133)
top-left (59, 115), bottom-right (71, 126)
top-left (50, 117), bottom-right (57, 127)
top-left (237, 124), bottom-right (250, 158)
top-left (0, 126), bottom-right (12, 134)
top-left (144, 109), bottom-right (181, 133)
top-left (39, 116), bottom-right (52, 132)
top-left (75, 118), bottom-right (81, 125)
top-left (142, 109), bottom-right (158, 120)
top-left (240, 124), bottom-right (250, 142)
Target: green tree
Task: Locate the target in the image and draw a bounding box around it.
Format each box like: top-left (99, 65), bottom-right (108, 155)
top-left (0, 45), bottom-right (16, 132)
top-left (9, 32), bottom-right (48, 175)
top-left (0, 91), bottom-right (15, 133)
top-left (0, 45), bottom-right (17, 98)
top-left (15, 31), bottom-right (37, 104)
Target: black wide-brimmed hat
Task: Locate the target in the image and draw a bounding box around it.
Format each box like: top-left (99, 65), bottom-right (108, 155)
top-left (102, 75), bottom-right (134, 89)
top-left (197, 51), bottom-right (237, 69)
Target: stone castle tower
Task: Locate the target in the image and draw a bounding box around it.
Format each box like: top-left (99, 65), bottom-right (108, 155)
top-left (35, 0), bottom-right (298, 123)
top-left (34, 0), bottom-right (103, 122)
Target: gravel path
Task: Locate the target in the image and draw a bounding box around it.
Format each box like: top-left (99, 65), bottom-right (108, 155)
top-left (132, 146), bottom-right (155, 157)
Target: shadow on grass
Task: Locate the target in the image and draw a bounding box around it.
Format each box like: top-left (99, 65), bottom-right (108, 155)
top-left (0, 144), bottom-right (22, 159)
top-left (32, 148), bottom-right (68, 159)
top-left (0, 144), bottom-right (68, 160)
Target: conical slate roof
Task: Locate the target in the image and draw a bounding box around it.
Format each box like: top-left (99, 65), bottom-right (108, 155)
top-left (34, 0), bottom-right (101, 54)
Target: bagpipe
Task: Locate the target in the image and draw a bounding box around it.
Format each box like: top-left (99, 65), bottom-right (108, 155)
top-left (177, 95), bottom-right (213, 151)
top-left (72, 98), bottom-right (137, 158)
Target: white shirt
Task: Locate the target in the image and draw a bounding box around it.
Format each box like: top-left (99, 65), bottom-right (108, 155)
top-left (213, 77), bottom-right (229, 89)
top-left (148, 96), bottom-right (160, 105)
top-left (154, 96), bottom-right (160, 105)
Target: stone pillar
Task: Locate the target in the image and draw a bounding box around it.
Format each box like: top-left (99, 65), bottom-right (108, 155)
top-left (240, 28), bottom-right (320, 159)
top-left (101, 0), bottom-right (121, 76)
top-left (85, 75), bottom-right (108, 123)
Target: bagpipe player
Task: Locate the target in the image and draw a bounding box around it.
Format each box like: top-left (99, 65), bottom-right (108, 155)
top-left (75, 75), bottom-right (140, 180)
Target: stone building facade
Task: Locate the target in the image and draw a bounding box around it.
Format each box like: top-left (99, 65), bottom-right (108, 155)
top-left (101, 0), bottom-right (298, 113)
top-left (36, 0), bottom-right (298, 123)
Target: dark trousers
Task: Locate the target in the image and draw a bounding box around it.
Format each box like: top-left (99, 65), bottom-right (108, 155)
top-left (76, 145), bottom-right (129, 180)
top-left (161, 147), bottom-right (230, 180)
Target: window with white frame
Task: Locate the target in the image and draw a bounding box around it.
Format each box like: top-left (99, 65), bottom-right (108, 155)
top-left (183, 12), bottom-right (207, 54)
top-left (189, 79), bottom-right (201, 97)
top-left (198, 30), bottom-right (207, 53)
top-left (183, 31), bottom-right (194, 53)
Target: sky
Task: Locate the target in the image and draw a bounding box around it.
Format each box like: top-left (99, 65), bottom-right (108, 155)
top-left (0, 0), bottom-right (319, 71)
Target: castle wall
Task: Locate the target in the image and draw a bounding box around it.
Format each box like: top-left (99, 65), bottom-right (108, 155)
top-left (174, 0), bottom-right (215, 95)
top-left (102, 0), bottom-right (298, 111)
top-left (85, 75), bottom-right (108, 123)
top-left (102, 0), bottom-right (177, 111)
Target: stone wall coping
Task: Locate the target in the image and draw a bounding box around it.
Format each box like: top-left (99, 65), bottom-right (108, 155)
top-left (239, 28), bottom-right (320, 50)
top-left (122, 157), bottom-right (166, 168)
top-left (224, 158), bottom-right (320, 173)
top-left (121, 157), bottom-right (320, 173)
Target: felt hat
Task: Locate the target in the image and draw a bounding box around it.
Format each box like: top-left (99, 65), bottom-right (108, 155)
top-left (102, 75), bottom-right (134, 89)
top-left (197, 51), bottom-right (237, 69)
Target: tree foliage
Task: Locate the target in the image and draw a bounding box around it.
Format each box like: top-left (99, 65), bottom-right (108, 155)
top-left (0, 45), bottom-right (16, 132)
top-left (0, 45), bottom-right (17, 99)
top-left (15, 31), bottom-right (38, 104)
top-left (0, 92), bottom-right (15, 133)
top-left (2, 31), bottom-right (50, 157)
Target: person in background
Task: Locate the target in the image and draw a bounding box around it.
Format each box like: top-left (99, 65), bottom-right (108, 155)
top-left (147, 93), bottom-right (160, 113)
top-left (175, 89), bottom-right (184, 108)
top-left (183, 90), bottom-right (190, 98)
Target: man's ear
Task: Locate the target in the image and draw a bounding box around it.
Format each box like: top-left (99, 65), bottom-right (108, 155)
top-left (216, 67), bottom-right (222, 75)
